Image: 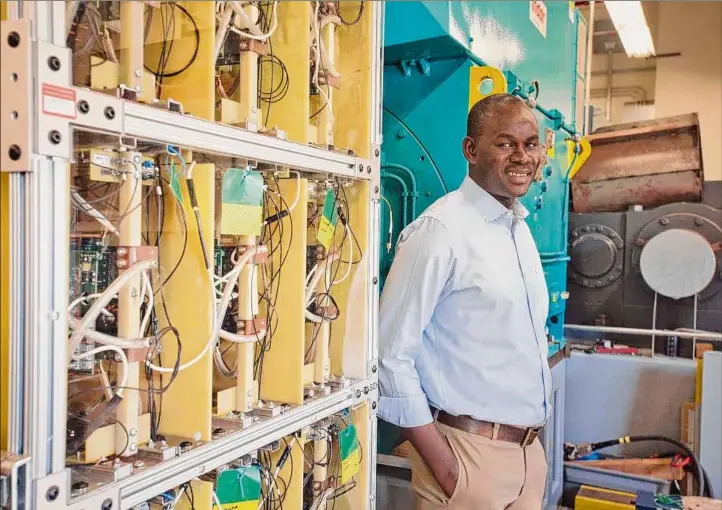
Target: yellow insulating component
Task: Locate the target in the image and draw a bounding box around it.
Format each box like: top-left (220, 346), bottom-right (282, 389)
top-left (575, 486), bottom-right (636, 510)
top-left (314, 435), bottom-right (329, 510)
top-left (258, 177), bottom-right (308, 405)
top-left (176, 479), bottom-right (213, 510)
top-left (236, 235), bottom-right (258, 413)
top-left (115, 153), bottom-right (143, 456)
top-left (567, 136), bottom-right (592, 180)
top-left (317, 20), bottom-right (336, 148)
top-left (261, 1), bottom-right (312, 142)
top-left (334, 1), bottom-right (373, 159)
top-left (120, 1), bottom-right (144, 92)
top-left (468, 66), bottom-right (508, 110)
top-left (146, 1), bottom-right (215, 121)
top-left (155, 162), bottom-right (216, 442)
top-left (329, 181), bottom-right (369, 379)
top-left (270, 436), bottom-right (305, 509)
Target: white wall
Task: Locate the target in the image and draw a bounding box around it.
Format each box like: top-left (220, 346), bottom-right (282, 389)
top-left (655, 1), bottom-right (722, 181)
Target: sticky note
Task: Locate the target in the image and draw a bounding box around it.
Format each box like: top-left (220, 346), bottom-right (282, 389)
top-left (220, 168), bottom-right (264, 236)
top-left (317, 189), bottom-right (339, 250)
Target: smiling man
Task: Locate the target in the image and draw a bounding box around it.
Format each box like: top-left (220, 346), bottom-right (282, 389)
top-left (378, 94), bottom-right (551, 509)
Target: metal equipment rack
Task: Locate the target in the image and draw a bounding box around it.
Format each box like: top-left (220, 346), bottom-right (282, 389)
top-left (0, 2), bottom-right (383, 509)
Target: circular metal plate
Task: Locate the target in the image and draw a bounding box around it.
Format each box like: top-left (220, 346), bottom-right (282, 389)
top-left (640, 228), bottom-right (716, 299)
top-left (569, 224), bottom-right (624, 288)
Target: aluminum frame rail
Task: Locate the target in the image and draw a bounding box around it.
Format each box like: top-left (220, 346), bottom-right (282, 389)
top-left (1, 1), bottom-right (384, 509)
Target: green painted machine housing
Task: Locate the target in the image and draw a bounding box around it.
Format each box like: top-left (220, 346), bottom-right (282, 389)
top-left (380, 1), bottom-right (587, 352)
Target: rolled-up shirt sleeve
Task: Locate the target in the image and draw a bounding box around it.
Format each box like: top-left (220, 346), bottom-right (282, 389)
top-left (378, 217), bottom-right (456, 428)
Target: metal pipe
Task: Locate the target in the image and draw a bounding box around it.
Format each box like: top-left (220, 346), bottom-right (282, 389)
top-left (605, 50), bottom-right (613, 122)
top-left (564, 324), bottom-right (722, 342)
top-left (381, 173), bottom-right (409, 226)
top-left (383, 163), bottom-right (418, 220)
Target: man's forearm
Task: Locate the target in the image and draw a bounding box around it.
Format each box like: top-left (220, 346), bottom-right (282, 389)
top-left (403, 423), bottom-right (458, 496)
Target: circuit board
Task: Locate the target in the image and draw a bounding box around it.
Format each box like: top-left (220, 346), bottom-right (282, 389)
top-left (69, 238), bottom-right (118, 372)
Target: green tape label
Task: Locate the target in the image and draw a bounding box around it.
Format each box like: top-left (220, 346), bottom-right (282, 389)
top-left (221, 168), bottom-right (264, 236)
top-left (169, 161), bottom-right (183, 204)
top-left (339, 424), bottom-right (360, 484)
top-left (317, 189), bottom-right (338, 250)
top-left (213, 466), bottom-right (262, 510)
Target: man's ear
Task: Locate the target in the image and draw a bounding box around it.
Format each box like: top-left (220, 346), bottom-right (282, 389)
top-left (462, 136), bottom-right (476, 164)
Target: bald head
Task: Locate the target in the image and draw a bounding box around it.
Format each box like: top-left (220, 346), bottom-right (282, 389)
top-left (467, 94), bottom-right (531, 139)
top-left (462, 93), bottom-right (541, 208)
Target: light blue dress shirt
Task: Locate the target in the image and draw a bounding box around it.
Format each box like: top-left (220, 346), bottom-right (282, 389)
top-left (378, 176), bottom-right (552, 428)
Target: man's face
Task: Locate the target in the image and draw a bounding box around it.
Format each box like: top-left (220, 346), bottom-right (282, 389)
top-left (462, 102), bottom-right (541, 200)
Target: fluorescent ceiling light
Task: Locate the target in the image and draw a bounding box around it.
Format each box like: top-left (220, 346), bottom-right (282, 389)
top-left (605, 1), bottom-right (656, 58)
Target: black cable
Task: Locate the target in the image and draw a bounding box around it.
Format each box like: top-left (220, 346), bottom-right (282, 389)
top-left (581, 435), bottom-right (712, 498)
top-left (337, 1), bottom-right (364, 26)
top-left (144, 2), bottom-right (200, 80)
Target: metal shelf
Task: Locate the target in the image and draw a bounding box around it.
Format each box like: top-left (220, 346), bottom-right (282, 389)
top-left (37, 381), bottom-right (377, 510)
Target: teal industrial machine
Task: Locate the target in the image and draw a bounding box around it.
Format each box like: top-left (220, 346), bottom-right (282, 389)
top-left (378, 3), bottom-right (590, 507)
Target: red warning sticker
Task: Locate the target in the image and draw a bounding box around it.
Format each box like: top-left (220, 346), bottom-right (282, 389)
top-left (42, 83), bottom-right (77, 119)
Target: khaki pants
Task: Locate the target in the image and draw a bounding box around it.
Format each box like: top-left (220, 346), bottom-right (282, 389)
top-left (409, 422), bottom-right (548, 510)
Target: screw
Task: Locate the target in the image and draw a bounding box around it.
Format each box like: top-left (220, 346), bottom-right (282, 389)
top-left (104, 106), bottom-right (116, 120)
top-left (247, 390), bottom-right (253, 397)
top-left (10, 110), bottom-right (18, 120)
top-left (71, 481), bottom-right (89, 496)
top-left (694, 217), bottom-right (703, 226)
top-left (117, 259), bottom-right (127, 268)
top-left (7, 31), bottom-right (21, 47)
top-left (179, 440), bottom-right (193, 453)
top-left (101, 498), bottom-right (113, 510)
top-left (372, 365), bottom-right (377, 373)
top-left (635, 238), bottom-right (646, 247)
top-left (374, 149), bottom-right (380, 157)
top-left (46, 486), bottom-right (60, 502)
top-left (616, 241), bottom-right (623, 249)
top-left (372, 277), bottom-right (378, 285)
top-left (10, 72), bottom-right (18, 82)
top-left (367, 165), bottom-right (372, 174)
top-left (47, 55), bottom-right (61, 71)
top-left (659, 217), bottom-right (669, 226)
top-left (358, 164), bottom-right (363, 172)
top-left (572, 231), bottom-right (579, 238)
top-left (616, 265), bottom-right (623, 271)
top-left (134, 69), bottom-right (142, 77)
top-left (356, 390), bottom-right (362, 398)
top-left (374, 186), bottom-right (379, 193)
top-left (9, 145), bottom-right (22, 161)
top-left (48, 130), bottom-right (62, 144)
top-left (129, 428), bottom-right (137, 437)
top-left (78, 100), bottom-right (90, 114)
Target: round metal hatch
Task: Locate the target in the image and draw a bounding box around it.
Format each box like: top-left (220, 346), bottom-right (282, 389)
top-left (640, 228), bottom-right (716, 299)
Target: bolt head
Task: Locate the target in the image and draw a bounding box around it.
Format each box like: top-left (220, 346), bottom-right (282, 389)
top-left (134, 69), bottom-right (143, 77)
top-left (134, 460), bottom-right (145, 468)
top-left (46, 486), bottom-right (60, 502)
top-left (101, 498), bottom-right (114, 510)
top-left (7, 31), bottom-right (21, 48)
top-left (660, 218), bottom-right (670, 226)
top-left (129, 428), bottom-right (137, 437)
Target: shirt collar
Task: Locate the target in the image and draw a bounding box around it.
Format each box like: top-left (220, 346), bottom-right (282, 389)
top-left (459, 176), bottom-right (529, 222)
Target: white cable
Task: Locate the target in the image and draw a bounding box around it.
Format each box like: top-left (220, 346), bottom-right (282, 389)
top-left (305, 264), bottom-right (318, 289)
top-left (72, 345), bottom-right (128, 397)
top-left (186, 161), bottom-right (197, 179)
top-left (140, 270), bottom-right (153, 336)
top-left (212, 489), bottom-right (223, 510)
top-left (71, 190), bottom-right (120, 237)
top-left (331, 224), bottom-right (353, 285)
top-left (214, 2), bottom-right (235, 62)
top-left (169, 485), bottom-right (187, 510)
top-left (318, 15), bottom-right (341, 79)
top-left (68, 320), bottom-right (152, 349)
top-left (68, 260), bottom-right (155, 360)
top-left (305, 253), bottom-right (340, 307)
top-left (145, 268), bottom-right (217, 374)
top-left (287, 171), bottom-right (301, 212)
top-left (230, 1), bottom-right (278, 40)
top-left (145, 247), bottom-right (262, 374)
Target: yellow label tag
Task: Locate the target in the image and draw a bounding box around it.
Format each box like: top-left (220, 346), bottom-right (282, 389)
top-left (340, 448), bottom-right (361, 484)
top-left (221, 203), bottom-right (263, 236)
top-left (214, 501), bottom-right (260, 510)
top-left (469, 66), bottom-right (508, 111)
top-left (317, 215), bottom-right (335, 251)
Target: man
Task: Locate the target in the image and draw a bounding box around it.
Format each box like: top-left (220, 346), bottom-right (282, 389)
top-left (378, 94), bottom-right (551, 509)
